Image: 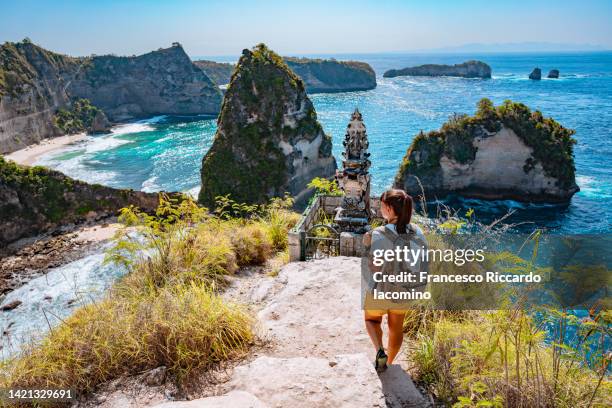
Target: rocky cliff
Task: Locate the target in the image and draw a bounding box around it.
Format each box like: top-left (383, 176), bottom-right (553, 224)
top-left (194, 60), bottom-right (235, 86)
top-left (68, 43), bottom-right (222, 121)
top-left (196, 57), bottom-right (377, 93)
top-left (383, 60), bottom-right (491, 79)
top-left (395, 98), bottom-right (579, 203)
top-left (0, 40), bottom-right (81, 154)
top-left (0, 156), bottom-right (162, 247)
top-left (284, 57), bottom-right (376, 93)
top-left (199, 44), bottom-right (336, 207)
top-left (1, 41), bottom-right (223, 154)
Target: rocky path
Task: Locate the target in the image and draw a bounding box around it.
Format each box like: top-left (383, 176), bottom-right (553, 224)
top-left (156, 257), bottom-right (431, 408)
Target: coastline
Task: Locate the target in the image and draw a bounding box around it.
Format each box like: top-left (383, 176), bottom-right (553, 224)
top-left (4, 133), bottom-right (87, 166)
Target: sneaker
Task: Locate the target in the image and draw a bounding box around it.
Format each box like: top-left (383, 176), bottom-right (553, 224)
top-left (375, 347), bottom-right (388, 372)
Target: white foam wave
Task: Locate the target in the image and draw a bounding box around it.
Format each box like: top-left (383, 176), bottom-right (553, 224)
top-left (141, 176), bottom-right (160, 192)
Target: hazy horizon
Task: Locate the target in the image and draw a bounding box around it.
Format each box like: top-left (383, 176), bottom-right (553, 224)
top-left (1, 0), bottom-right (611, 57)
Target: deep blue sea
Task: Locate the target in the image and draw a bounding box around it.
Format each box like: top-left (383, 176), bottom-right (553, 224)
top-left (37, 52), bottom-right (612, 233)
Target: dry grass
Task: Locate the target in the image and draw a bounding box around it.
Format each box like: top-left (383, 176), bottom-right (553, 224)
top-left (0, 195), bottom-right (299, 398)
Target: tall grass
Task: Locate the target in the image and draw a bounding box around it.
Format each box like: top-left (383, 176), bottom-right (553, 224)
top-left (0, 194), bottom-right (299, 397)
top-left (403, 202), bottom-right (611, 408)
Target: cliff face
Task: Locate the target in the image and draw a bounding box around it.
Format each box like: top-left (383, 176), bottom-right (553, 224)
top-left (0, 156), bottom-right (161, 247)
top-left (383, 60), bottom-right (491, 79)
top-left (196, 57), bottom-right (377, 93)
top-left (68, 44), bottom-right (222, 121)
top-left (199, 44), bottom-right (336, 207)
top-left (284, 57), bottom-right (376, 93)
top-left (395, 99), bottom-right (579, 203)
top-left (0, 41), bottom-right (80, 154)
top-left (194, 60), bottom-right (235, 86)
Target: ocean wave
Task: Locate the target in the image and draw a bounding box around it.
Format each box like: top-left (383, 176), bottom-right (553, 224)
top-left (141, 175), bottom-right (160, 192)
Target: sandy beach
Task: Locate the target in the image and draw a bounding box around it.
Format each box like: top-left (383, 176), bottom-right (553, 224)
top-left (4, 133), bottom-right (87, 166)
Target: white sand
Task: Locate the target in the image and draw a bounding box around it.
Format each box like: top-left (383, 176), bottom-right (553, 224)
top-left (4, 133), bottom-right (87, 166)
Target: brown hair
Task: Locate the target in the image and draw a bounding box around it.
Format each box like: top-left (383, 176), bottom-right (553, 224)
top-left (380, 189), bottom-right (413, 234)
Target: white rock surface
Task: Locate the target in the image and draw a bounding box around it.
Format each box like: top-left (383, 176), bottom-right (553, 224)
top-left (148, 257), bottom-right (428, 407)
top-left (153, 391), bottom-right (266, 408)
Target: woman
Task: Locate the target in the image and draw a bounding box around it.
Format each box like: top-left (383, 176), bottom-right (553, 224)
top-left (362, 188), bottom-right (427, 372)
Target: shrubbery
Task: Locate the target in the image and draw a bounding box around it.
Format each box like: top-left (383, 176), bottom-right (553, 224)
top-left (53, 98), bottom-right (105, 134)
top-left (0, 194), bottom-right (299, 395)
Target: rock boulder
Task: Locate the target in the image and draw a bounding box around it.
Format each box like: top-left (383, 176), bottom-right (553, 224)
top-left (548, 69), bottom-right (560, 79)
top-left (529, 68), bottom-right (542, 80)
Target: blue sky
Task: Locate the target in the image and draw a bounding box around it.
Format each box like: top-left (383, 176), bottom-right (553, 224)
top-left (1, 0), bottom-right (611, 56)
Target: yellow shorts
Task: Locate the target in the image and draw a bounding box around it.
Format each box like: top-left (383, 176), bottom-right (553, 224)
top-left (363, 293), bottom-right (406, 316)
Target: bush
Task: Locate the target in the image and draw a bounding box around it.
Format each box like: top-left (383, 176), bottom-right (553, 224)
top-left (2, 284), bottom-right (252, 392)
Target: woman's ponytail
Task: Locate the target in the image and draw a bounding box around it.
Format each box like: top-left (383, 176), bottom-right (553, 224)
top-left (380, 189), bottom-right (413, 234)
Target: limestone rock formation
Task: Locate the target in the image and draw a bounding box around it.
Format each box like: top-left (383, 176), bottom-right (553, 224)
top-left (0, 41), bottom-right (223, 154)
top-left (395, 98), bottom-right (579, 203)
top-left (199, 44), bottom-right (336, 207)
top-left (284, 57), bottom-right (376, 93)
top-left (68, 43), bottom-right (222, 121)
top-left (548, 69), bottom-right (560, 79)
top-left (529, 68), bottom-right (542, 80)
top-left (0, 156), bottom-right (162, 247)
top-left (0, 40), bottom-right (79, 153)
top-left (193, 60), bottom-right (235, 86)
top-left (383, 60), bottom-right (491, 79)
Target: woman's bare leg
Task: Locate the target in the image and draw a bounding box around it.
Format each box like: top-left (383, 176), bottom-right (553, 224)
top-left (364, 311), bottom-right (383, 351)
top-left (386, 312), bottom-right (406, 364)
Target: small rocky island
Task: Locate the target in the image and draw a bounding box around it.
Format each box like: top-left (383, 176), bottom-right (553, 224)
top-left (394, 98), bottom-right (579, 203)
top-left (199, 44), bottom-right (336, 207)
top-left (383, 60), bottom-right (491, 79)
top-left (548, 69), bottom-right (560, 79)
top-left (529, 68), bottom-right (542, 80)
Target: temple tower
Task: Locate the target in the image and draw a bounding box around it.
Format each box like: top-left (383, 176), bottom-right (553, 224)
top-left (334, 108), bottom-right (372, 232)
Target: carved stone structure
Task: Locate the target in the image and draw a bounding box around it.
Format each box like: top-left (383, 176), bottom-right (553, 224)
top-left (334, 109), bottom-right (372, 232)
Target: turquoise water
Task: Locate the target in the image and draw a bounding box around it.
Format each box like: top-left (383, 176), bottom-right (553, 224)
top-left (38, 52), bottom-right (612, 233)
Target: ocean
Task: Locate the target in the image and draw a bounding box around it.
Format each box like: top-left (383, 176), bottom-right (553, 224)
top-left (36, 52), bottom-right (612, 234)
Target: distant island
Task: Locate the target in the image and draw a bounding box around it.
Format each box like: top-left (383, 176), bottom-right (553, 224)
top-left (195, 56), bottom-right (377, 93)
top-left (383, 60), bottom-right (491, 79)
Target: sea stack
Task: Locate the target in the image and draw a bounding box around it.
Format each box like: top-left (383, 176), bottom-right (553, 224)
top-left (394, 98), bottom-right (579, 203)
top-left (529, 68), bottom-right (542, 80)
top-left (383, 60), bottom-right (491, 79)
top-left (199, 44), bottom-right (336, 207)
top-left (548, 69), bottom-right (560, 79)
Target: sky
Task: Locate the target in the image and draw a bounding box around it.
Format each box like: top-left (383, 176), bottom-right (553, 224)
top-left (1, 0), bottom-right (611, 57)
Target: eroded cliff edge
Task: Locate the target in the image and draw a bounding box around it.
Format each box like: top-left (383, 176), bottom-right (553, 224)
top-left (0, 156), bottom-right (161, 247)
top-left (394, 99), bottom-right (579, 203)
top-left (199, 44), bottom-right (336, 207)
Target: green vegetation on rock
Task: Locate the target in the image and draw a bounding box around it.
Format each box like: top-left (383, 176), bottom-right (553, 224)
top-left (53, 98), bottom-right (108, 134)
top-left (396, 98), bottom-right (577, 190)
top-left (0, 39), bottom-right (79, 99)
top-left (0, 156), bottom-right (160, 246)
top-left (0, 195), bottom-right (298, 392)
top-left (199, 43), bottom-right (335, 207)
